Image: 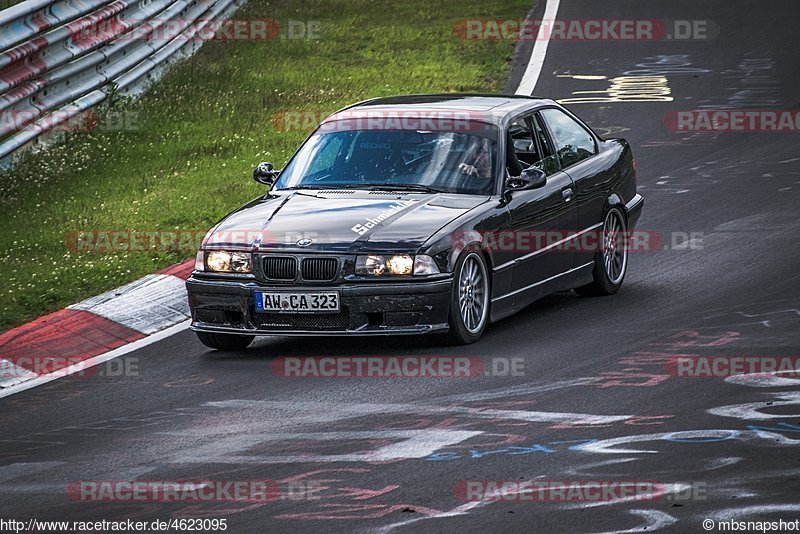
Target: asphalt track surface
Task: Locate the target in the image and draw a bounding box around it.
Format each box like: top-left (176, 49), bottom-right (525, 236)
top-left (2, 1), bottom-right (800, 533)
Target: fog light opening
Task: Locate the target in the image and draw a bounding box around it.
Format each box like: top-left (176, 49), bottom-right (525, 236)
top-left (223, 310), bottom-right (244, 326)
top-left (367, 312), bottom-right (384, 327)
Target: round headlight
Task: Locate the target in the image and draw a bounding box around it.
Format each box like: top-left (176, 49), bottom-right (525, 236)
top-left (387, 254), bottom-right (413, 275)
top-left (206, 250), bottom-right (232, 272)
top-left (362, 254), bottom-right (386, 276)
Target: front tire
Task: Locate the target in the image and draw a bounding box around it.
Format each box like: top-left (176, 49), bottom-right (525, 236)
top-left (576, 207), bottom-right (628, 296)
top-left (446, 249), bottom-right (490, 345)
top-left (195, 331), bottom-right (254, 350)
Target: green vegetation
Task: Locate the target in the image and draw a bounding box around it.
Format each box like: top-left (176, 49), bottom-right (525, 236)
top-left (0, 0), bottom-right (531, 330)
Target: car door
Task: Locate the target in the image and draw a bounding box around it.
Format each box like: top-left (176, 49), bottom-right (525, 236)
top-left (502, 113), bottom-right (578, 307)
top-left (539, 107), bottom-right (614, 269)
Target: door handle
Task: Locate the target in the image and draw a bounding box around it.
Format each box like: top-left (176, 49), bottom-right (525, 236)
top-left (562, 188), bottom-right (574, 202)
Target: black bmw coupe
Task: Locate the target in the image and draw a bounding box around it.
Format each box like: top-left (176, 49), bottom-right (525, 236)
top-left (187, 94), bottom-right (643, 350)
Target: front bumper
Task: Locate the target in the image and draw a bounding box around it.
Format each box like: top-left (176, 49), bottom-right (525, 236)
top-left (186, 275), bottom-right (452, 336)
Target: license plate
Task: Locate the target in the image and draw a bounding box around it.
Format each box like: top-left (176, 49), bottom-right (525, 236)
top-left (255, 291), bottom-right (340, 313)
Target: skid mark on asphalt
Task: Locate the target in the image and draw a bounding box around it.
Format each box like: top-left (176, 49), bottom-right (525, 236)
top-left (703, 304), bottom-right (800, 331)
top-left (622, 54), bottom-right (711, 77)
top-left (697, 55), bottom-right (781, 109)
top-left (0, 462), bottom-right (63, 482)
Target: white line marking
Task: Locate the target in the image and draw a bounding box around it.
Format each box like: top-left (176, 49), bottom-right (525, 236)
top-left (202, 399), bottom-right (631, 427)
top-left (726, 371), bottom-right (800, 388)
top-left (707, 391), bottom-right (800, 421)
top-left (515, 0), bottom-right (561, 95)
top-left (164, 430), bottom-right (483, 464)
top-left (0, 320), bottom-right (191, 399)
top-left (559, 484), bottom-right (691, 509)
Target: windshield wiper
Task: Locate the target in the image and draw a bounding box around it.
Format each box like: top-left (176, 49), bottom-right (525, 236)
top-left (276, 185), bottom-right (350, 190)
top-left (364, 183), bottom-right (447, 193)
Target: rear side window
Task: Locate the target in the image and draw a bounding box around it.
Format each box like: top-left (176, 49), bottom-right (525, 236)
top-left (540, 108), bottom-right (597, 168)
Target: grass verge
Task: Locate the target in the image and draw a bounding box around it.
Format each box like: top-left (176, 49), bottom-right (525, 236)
top-left (0, 0), bottom-right (532, 330)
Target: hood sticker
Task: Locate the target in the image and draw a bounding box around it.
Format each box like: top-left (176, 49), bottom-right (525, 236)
top-left (350, 199), bottom-right (417, 236)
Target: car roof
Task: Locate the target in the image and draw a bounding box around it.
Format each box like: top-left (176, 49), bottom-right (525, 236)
top-left (326, 94), bottom-right (556, 126)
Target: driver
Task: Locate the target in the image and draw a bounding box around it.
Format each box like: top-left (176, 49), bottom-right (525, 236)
top-left (458, 137), bottom-right (492, 178)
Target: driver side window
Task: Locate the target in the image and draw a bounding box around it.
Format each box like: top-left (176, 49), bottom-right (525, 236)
top-left (506, 114), bottom-right (563, 177)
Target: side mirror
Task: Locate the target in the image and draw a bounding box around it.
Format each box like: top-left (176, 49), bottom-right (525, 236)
top-left (505, 166), bottom-right (547, 192)
top-left (253, 162), bottom-right (279, 185)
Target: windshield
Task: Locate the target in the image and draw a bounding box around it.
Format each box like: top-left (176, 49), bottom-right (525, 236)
top-left (273, 128), bottom-right (498, 195)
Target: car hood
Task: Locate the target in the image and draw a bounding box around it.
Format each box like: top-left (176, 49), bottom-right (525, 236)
top-left (204, 190), bottom-right (489, 254)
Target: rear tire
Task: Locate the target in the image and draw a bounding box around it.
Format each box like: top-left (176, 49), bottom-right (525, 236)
top-left (195, 331), bottom-right (254, 350)
top-left (575, 207), bottom-right (628, 297)
top-left (446, 248), bottom-right (490, 345)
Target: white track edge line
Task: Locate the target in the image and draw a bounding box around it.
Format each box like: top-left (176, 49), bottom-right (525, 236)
top-left (515, 0), bottom-right (561, 95)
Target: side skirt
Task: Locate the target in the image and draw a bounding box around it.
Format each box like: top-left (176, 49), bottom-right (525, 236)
top-left (488, 261), bottom-right (595, 323)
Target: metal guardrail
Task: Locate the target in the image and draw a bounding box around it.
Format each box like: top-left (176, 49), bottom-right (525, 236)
top-left (0, 0), bottom-right (244, 160)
